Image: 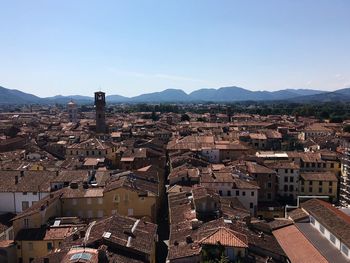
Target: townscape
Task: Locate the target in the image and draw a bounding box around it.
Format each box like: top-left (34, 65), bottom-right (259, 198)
top-left (0, 91), bottom-right (349, 263)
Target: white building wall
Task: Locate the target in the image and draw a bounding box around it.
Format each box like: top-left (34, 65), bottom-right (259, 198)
top-left (310, 215), bottom-right (350, 259)
top-left (14, 192), bottom-right (49, 213)
top-left (0, 192), bottom-right (15, 214)
top-left (201, 182), bottom-right (257, 215)
top-left (277, 168), bottom-right (299, 199)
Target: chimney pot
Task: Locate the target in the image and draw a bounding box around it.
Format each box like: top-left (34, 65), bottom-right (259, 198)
top-left (80, 230), bottom-right (86, 238)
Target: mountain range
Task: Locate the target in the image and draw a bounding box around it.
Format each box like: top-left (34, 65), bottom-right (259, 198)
top-left (0, 85), bottom-right (350, 105)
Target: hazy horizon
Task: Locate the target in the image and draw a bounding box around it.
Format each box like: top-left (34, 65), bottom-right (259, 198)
top-left (1, 0), bottom-right (350, 97)
top-left (1, 85), bottom-right (349, 98)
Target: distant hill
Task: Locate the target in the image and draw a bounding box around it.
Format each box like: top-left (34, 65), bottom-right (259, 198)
top-left (188, 86), bottom-right (326, 102)
top-left (0, 85), bottom-right (347, 104)
top-left (131, 89), bottom-right (190, 102)
top-left (288, 88), bottom-right (350, 102)
top-left (106, 94), bottom-right (130, 103)
top-left (44, 95), bottom-right (94, 104)
top-left (0, 86), bottom-right (42, 104)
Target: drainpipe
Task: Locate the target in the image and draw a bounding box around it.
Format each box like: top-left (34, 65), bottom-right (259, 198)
top-left (13, 192), bottom-right (16, 213)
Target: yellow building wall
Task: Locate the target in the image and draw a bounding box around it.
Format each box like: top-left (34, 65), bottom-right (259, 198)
top-left (13, 198), bottom-right (61, 236)
top-left (61, 188), bottom-right (158, 222)
top-left (17, 239), bottom-right (62, 263)
top-left (61, 196), bottom-right (104, 218)
top-left (29, 164), bottom-right (45, 171)
top-left (301, 161), bottom-right (341, 176)
top-left (66, 147), bottom-right (116, 164)
top-left (103, 188), bottom-right (157, 222)
top-left (299, 180), bottom-right (338, 201)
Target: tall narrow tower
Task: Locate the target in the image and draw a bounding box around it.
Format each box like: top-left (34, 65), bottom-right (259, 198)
top-left (94, 91), bottom-right (106, 133)
top-left (67, 100), bottom-right (78, 123)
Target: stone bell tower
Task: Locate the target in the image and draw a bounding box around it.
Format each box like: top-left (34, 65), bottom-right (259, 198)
top-left (94, 91), bottom-right (106, 133)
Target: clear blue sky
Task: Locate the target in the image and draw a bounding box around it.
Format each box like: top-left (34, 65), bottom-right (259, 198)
top-left (1, 0), bottom-right (350, 97)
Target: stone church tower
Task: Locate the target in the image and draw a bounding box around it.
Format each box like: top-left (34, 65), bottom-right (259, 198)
top-left (94, 91), bottom-right (106, 133)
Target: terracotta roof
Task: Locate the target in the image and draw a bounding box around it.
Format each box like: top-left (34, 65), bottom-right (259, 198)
top-left (273, 225), bottom-right (328, 263)
top-left (86, 215), bottom-right (157, 255)
top-left (61, 187), bottom-right (104, 199)
top-left (264, 161), bottom-right (299, 170)
top-left (304, 123), bottom-right (333, 132)
top-left (300, 172), bottom-right (337, 181)
top-left (246, 162), bottom-right (276, 174)
top-left (0, 240), bottom-right (14, 248)
top-left (67, 137), bottom-right (114, 150)
top-left (288, 208), bottom-right (308, 222)
top-left (103, 175), bottom-right (158, 196)
top-left (301, 199), bottom-right (350, 248)
top-left (249, 133), bottom-right (267, 140)
top-left (15, 226), bottom-right (75, 241)
top-left (0, 170), bottom-right (56, 192)
top-left (200, 227), bottom-right (248, 248)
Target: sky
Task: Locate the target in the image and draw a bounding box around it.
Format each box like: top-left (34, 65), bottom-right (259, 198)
top-left (0, 0), bottom-right (350, 97)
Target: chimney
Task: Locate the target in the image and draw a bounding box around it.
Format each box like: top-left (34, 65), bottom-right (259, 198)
top-left (70, 182), bottom-right (78, 189)
top-left (191, 219), bottom-right (203, 230)
top-left (186, 235), bottom-right (193, 244)
top-left (72, 233), bottom-right (79, 240)
top-left (244, 216), bottom-right (251, 226)
top-left (15, 176), bottom-right (18, 184)
top-left (20, 170), bottom-right (24, 177)
top-left (80, 230), bottom-right (86, 238)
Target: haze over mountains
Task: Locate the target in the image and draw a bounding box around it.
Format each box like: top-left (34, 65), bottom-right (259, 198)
top-left (0, 85), bottom-right (350, 105)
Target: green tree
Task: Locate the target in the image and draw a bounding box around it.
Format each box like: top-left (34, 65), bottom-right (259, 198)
top-left (216, 253), bottom-right (230, 263)
top-left (151, 111), bottom-right (159, 121)
top-left (5, 126), bottom-right (20, 138)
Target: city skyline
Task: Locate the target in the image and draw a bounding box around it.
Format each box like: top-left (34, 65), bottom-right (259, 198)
top-left (1, 0), bottom-right (350, 97)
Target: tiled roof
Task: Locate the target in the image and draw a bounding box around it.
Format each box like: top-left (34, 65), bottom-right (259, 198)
top-left (86, 215), bottom-right (157, 255)
top-left (288, 208), bottom-right (308, 222)
top-left (67, 137), bottom-right (114, 150)
top-left (15, 226), bottom-right (74, 241)
top-left (273, 225), bottom-right (328, 263)
top-left (200, 227), bottom-right (248, 248)
top-left (61, 187), bottom-right (104, 199)
top-left (300, 172), bottom-right (337, 181)
top-left (301, 199), bottom-right (350, 248)
top-left (0, 170), bottom-right (56, 192)
top-left (246, 162), bottom-right (275, 174)
top-left (103, 175), bottom-right (158, 196)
